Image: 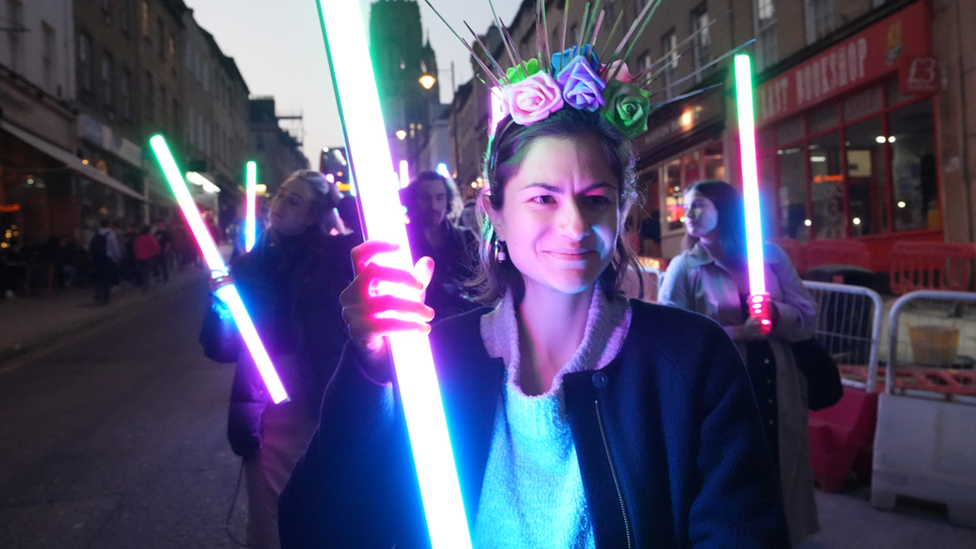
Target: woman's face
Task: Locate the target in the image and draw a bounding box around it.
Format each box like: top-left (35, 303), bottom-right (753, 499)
top-left (488, 135), bottom-right (622, 296)
top-left (683, 189), bottom-right (719, 240)
top-left (269, 178), bottom-right (316, 236)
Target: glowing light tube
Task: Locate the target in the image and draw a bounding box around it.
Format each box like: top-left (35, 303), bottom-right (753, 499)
top-left (315, 2), bottom-right (473, 547)
top-left (489, 86), bottom-right (505, 136)
top-left (399, 159), bottom-right (410, 189)
top-left (734, 54), bottom-right (766, 295)
top-left (734, 54), bottom-right (772, 330)
top-left (150, 136), bottom-right (288, 404)
top-left (245, 161), bottom-right (257, 252)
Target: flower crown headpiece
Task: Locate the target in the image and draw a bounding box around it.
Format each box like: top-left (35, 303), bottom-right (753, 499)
top-left (426, 0), bottom-right (747, 140)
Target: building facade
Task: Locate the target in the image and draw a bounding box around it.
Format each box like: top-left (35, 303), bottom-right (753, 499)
top-left (249, 97), bottom-right (308, 196)
top-left (461, 0), bottom-right (975, 270)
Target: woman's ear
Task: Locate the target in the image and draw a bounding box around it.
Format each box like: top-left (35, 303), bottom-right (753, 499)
top-left (480, 194), bottom-right (504, 240)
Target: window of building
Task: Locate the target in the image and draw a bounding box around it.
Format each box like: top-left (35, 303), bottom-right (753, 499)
top-left (101, 0), bottom-right (112, 24)
top-left (156, 18), bottom-right (165, 57)
top-left (78, 31), bottom-right (93, 93)
top-left (691, 4), bottom-right (711, 83)
top-left (121, 68), bottom-right (132, 121)
top-left (7, 0), bottom-right (24, 73)
top-left (759, 81), bottom-right (937, 241)
top-left (805, 0), bottom-right (835, 45)
top-left (102, 52), bottom-right (114, 109)
top-left (145, 71), bottom-right (154, 120)
top-left (42, 22), bottom-right (55, 93)
top-left (168, 33), bottom-right (175, 59)
top-left (172, 99), bottom-right (180, 136)
top-left (634, 0), bottom-right (647, 16)
top-left (119, 0), bottom-right (130, 35)
top-left (160, 85), bottom-right (167, 126)
top-left (661, 29), bottom-right (678, 100)
top-left (755, 0), bottom-right (778, 70)
top-left (141, 0), bottom-right (149, 38)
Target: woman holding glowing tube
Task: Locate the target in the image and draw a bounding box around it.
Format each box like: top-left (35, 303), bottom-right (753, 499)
top-left (206, 169), bottom-right (355, 549)
top-left (279, 109), bottom-right (789, 548)
top-left (658, 180), bottom-right (819, 547)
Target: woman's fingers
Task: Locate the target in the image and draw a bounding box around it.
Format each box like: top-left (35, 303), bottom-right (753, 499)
top-left (414, 256), bottom-right (435, 291)
top-left (350, 240), bottom-right (400, 274)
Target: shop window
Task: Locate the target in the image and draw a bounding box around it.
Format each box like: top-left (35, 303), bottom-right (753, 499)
top-left (778, 146), bottom-right (806, 238)
top-left (844, 85), bottom-right (882, 122)
top-left (807, 102), bottom-right (839, 135)
top-left (664, 159), bottom-right (683, 230)
top-left (888, 99), bottom-right (936, 232)
top-left (845, 116), bottom-right (887, 236)
top-left (775, 116), bottom-right (804, 146)
top-left (885, 78), bottom-right (914, 109)
top-left (702, 143), bottom-right (725, 180)
top-left (808, 131), bottom-right (843, 239)
top-left (758, 127), bottom-right (775, 152)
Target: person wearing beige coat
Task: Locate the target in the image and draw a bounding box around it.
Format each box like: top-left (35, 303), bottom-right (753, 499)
top-left (658, 181), bottom-right (819, 547)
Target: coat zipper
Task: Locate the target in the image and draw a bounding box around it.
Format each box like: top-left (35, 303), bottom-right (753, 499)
top-left (595, 399), bottom-right (633, 549)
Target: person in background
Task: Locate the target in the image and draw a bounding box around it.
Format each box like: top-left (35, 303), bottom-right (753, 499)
top-left (133, 225), bottom-right (161, 291)
top-left (400, 170), bottom-right (478, 317)
top-left (206, 169), bottom-right (356, 549)
top-left (458, 198), bottom-right (478, 231)
top-left (279, 108), bottom-right (788, 548)
top-left (90, 219), bottom-right (122, 304)
top-left (657, 180), bottom-right (819, 547)
top-left (153, 220), bottom-right (172, 284)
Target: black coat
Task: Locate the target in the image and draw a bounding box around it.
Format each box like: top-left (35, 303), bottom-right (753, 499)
top-left (221, 229), bottom-right (356, 457)
top-left (278, 301), bottom-right (790, 548)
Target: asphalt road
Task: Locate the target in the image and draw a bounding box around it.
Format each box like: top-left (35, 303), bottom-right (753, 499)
top-left (0, 281), bottom-right (247, 549)
top-left (1, 281), bottom-right (974, 548)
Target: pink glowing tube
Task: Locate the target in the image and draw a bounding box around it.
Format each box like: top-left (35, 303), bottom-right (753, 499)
top-left (150, 135), bottom-right (288, 404)
top-left (734, 54), bottom-right (772, 333)
top-left (245, 161), bottom-right (257, 252)
top-left (315, 1), bottom-right (472, 547)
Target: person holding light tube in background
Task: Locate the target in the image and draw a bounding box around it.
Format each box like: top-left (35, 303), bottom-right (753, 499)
top-left (279, 108), bottom-right (789, 548)
top-left (658, 180), bottom-right (819, 547)
top-left (203, 169), bottom-right (356, 549)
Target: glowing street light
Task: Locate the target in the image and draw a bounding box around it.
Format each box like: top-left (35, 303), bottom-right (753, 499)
top-left (419, 74), bottom-right (437, 90)
top-left (150, 135), bottom-right (287, 404)
top-left (315, 1), bottom-right (473, 547)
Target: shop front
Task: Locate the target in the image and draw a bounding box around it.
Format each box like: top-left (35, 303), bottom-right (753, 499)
top-left (754, 0), bottom-right (940, 272)
top-left (634, 84), bottom-right (727, 259)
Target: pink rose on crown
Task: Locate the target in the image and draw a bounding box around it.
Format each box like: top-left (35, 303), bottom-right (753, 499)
top-left (556, 55), bottom-right (606, 112)
top-left (501, 71), bottom-right (565, 125)
top-left (600, 60), bottom-right (632, 83)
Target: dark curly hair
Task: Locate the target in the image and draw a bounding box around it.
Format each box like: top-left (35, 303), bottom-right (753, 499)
top-left (470, 107), bottom-right (643, 304)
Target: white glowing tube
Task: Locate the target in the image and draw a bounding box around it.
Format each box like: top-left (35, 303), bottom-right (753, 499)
top-left (315, 2), bottom-right (473, 547)
top-left (734, 54), bottom-right (766, 296)
top-left (399, 159), bottom-right (410, 189)
top-left (245, 161), bottom-right (257, 252)
top-left (150, 135), bottom-right (288, 404)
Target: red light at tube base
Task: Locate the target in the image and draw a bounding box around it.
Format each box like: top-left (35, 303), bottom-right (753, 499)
top-left (150, 135), bottom-right (288, 404)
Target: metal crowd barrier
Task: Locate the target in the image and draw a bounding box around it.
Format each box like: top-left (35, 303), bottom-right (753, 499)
top-left (872, 290), bottom-right (976, 528)
top-left (802, 281), bottom-right (883, 393)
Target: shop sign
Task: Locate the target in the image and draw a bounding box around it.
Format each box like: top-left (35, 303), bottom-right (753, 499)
top-left (757, 0), bottom-right (930, 125)
top-left (78, 114), bottom-right (143, 167)
top-left (898, 56), bottom-right (940, 96)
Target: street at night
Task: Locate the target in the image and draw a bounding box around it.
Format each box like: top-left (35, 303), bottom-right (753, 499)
top-left (0, 279), bottom-right (247, 548)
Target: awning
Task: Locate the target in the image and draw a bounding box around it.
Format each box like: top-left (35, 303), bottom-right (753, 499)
top-left (0, 120), bottom-right (146, 201)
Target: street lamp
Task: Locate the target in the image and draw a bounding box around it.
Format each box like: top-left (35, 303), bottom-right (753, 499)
top-left (419, 74), bottom-right (437, 90)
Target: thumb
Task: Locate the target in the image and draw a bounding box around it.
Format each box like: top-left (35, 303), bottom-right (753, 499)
top-left (414, 256), bottom-right (435, 291)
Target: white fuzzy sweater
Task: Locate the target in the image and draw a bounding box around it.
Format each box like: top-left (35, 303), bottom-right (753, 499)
top-left (472, 286), bottom-right (632, 548)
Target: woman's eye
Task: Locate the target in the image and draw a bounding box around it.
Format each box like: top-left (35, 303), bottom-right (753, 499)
top-left (583, 195), bottom-right (612, 207)
top-left (531, 195), bottom-right (556, 205)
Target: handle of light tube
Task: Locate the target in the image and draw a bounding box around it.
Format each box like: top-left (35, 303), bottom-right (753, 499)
top-left (149, 135), bottom-right (288, 404)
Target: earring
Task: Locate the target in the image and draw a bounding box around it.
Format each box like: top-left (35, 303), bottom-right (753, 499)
top-left (494, 239), bottom-right (507, 262)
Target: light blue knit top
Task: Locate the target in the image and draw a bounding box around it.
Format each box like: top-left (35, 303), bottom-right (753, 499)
top-left (472, 286), bottom-right (632, 548)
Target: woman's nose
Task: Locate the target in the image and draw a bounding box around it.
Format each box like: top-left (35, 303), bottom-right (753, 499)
top-left (556, 201), bottom-right (588, 240)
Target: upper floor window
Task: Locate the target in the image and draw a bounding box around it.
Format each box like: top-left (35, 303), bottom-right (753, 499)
top-left (806, 0), bottom-right (835, 44)
top-left (755, 0), bottom-right (778, 70)
top-left (102, 52), bottom-right (114, 108)
top-left (661, 29), bottom-right (678, 100)
top-left (691, 4), bottom-right (711, 83)
top-left (78, 31), bottom-right (93, 92)
top-left (141, 0), bottom-right (149, 38)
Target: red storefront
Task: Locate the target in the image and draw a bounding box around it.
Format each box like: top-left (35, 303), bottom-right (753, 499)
top-left (754, 0), bottom-right (941, 272)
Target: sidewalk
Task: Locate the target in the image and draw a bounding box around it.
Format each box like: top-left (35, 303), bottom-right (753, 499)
top-left (0, 264), bottom-right (209, 365)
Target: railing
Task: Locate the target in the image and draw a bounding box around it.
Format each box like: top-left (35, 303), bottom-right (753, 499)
top-left (802, 281), bottom-right (883, 393)
top-left (884, 290), bottom-right (976, 401)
